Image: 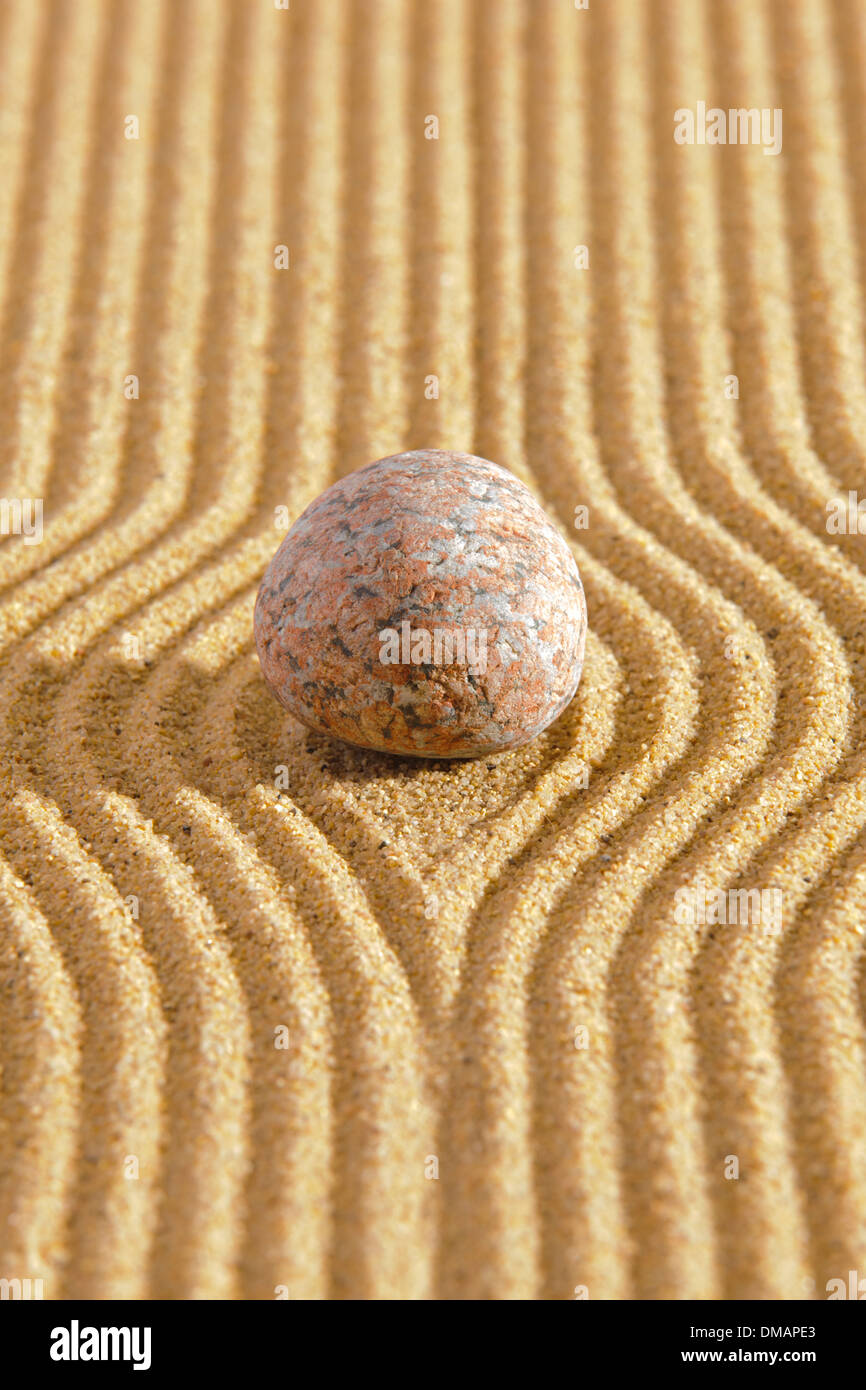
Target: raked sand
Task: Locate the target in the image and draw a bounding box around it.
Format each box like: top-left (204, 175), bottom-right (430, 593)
top-left (2, 0), bottom-right (866, 1300)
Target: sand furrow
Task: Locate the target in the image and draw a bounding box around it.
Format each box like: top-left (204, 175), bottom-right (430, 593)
top-left (8, 0), bottom-right (300, 1296)
top-left (0, 792), bottom-right (164, 1299)
top-left (402, 0), bottom-right (731, 1297)
top-left (265, 0), bottom-right (345, 507)
top-left (0, 3), bottom-right (47, 351)
top-left (471, 0), bottom-right (526, 474)
top-left (0, 855), bottom-right (80, 1297)
top-left (517, 0), bottom-right (790, 1297)
top-left (0, 0), bottom-right (167, 599)
top-left (333, 0), bottom-right (410, 478)
top-left (706, 0), bottom-right (866, 602)
top-left (638, 0), bottom-right (866, 1293)
top-left (0, 0), bottom-right (275, 1297)
top-left (768, 0), bottom-right (866, 483)
top-left (405, 0), bottom-right (475, 450)
top-left (774, 835), bottom-right (866, 1291)
top-left (121, 616), bottom-right (334, 1300)
top-left (558, 0), bottom-right (861, 1295)
top-left (0, 0), bottom-right (349, 1296)
top-left (0, 0), bottom-right (226, 648)
top-left (195, 631), bottom-right (435, 1300)
top-left (832, 0), bottom-right (866, 369)
top-left (0, 0), bottom-right (106, 499)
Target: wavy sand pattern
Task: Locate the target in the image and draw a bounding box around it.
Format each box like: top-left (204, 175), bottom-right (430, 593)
top-left (1, 0), bottom-right (865, 1301)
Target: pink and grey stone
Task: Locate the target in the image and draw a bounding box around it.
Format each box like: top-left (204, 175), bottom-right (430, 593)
top-left (254, 449), bottom-right (587, 758)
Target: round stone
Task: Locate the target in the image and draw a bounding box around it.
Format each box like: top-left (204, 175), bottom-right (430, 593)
top-left (254, 449), bottom-right (587, 759)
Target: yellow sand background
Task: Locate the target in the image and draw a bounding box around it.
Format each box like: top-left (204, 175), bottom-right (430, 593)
top-left (2, 0), bottom-right (866, 1301)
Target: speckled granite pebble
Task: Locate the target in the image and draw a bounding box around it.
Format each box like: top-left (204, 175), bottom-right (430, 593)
top-left (254, 450), bottom-right (587, 758)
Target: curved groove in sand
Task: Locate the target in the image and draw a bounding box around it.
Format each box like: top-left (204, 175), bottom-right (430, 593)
top-left (1, 791), bottom-right (165, 1299)
top-left (518, 0), bottom-right (863, 1300)
top-left (642, 0), bottom-right (866, 1298)
top-left (0, 0), bottom-right (355, 1297)
top-left (124, 614), bottom-right (334, 1301)
top-left (0, 0), bottom-right (222, 639)
top-left (2, 0), bottom-right (289, 1297)
top-left (0, 0), bottom-right (167, 595)
top-left (0, 857), bottom-right (81, 1297)
top-left (120, 588), bottom-right (434, 1299)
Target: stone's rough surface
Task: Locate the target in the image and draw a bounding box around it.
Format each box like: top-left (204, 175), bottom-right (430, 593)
top-left (254, 450), bottom-right (587, 758)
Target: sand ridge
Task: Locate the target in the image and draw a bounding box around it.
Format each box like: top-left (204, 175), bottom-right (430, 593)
top-left (1, 0), bottom-right (866, 1300)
